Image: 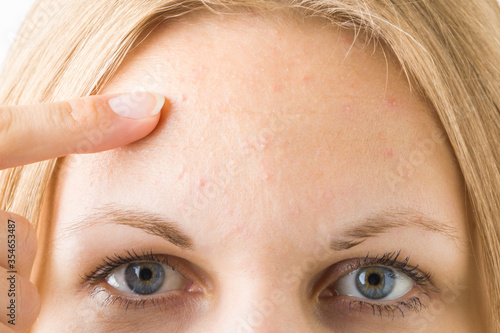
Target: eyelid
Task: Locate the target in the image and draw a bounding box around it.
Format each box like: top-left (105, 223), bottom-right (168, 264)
top-left (333, 266), bottom-right (415, 300)
top-left (105, 262), bottom-right (189, 295)
top-left (80, 249), bottom-right (209, 313)
top-left (311, 250), bottom-right (437, 300)
top-left (79, 248), bottom-right (210, 295)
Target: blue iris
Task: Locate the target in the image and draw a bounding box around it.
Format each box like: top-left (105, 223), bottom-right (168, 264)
top-left (355, 266), bottom-right (396, 299)
top-left (125, 262), bottom-right (165, 295)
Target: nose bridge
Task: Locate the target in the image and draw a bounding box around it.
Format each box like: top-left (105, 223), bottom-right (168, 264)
top-left (193, 207), bottom-right (328, 332)
top-left (197, 245), bottom-right (325, 333)
top-left (199, 259), bottom-right (314, 333)
top-left (215, 282), bottom-right (306, 333)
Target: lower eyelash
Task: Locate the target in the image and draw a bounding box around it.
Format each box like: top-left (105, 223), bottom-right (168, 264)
top-left (317, 250), bottom-right (437, 319)
top-left (89, 285), bottom-right (184, 311)
top-left (338, 291), bottom-right (430, 319)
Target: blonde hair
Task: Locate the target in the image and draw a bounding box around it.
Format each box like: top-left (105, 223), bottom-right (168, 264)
top-left (1, 0), bottom-right (499, 329)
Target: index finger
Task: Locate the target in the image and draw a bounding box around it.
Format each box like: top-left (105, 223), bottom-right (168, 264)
top-left (0, 92), bottom-right (165, 170)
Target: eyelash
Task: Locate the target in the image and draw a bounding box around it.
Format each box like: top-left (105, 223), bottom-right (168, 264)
top-left (80, 248), bottom-right (187, 311)
top-left (81, 248), bottom-right (180, 284)
top-left (327, 250), bottom-right (438, 318)
top-left (81, 249), bottom-right (437, 316)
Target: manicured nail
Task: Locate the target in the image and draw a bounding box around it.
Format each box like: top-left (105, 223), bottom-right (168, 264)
top-left (108, 92), bottom-right (164, 119)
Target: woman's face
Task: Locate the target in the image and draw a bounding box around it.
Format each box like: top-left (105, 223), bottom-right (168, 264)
top-left (32, 12), bottom-right (488, 332)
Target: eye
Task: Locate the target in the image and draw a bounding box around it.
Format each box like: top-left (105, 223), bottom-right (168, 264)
top-left (332, 265), bottom-right (415, 301)
top-left (106, 261), bottom-right (189, 295)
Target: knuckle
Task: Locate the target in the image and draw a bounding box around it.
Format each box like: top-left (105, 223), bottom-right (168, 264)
top-left (0, 106), bottom-right (14, 134)
top-left (16, 218), bottom-right (37, 263)
top-left (19, 222), bottom-right (37, 262)
top-left (0, 106), bottom-right (15, 146)
top-left (18, 277), bottom-right (41, 326)
top-left (63, 97), bottom-right (103, 133)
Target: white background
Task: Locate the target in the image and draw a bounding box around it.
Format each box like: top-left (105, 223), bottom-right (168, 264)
top-left (0, 1), bottom-right (36, 73)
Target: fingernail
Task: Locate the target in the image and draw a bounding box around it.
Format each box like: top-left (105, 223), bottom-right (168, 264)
top-left (108, 92), bottom-right (164, 119)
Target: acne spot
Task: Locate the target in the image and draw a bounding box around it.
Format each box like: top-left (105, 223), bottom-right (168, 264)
top-left (376, 132), bottom-right (388, 141)
top-left (192, 65), bottom-right (209, 81)
top-left (286, 198), bottom-right (302, 218)
top-left (181, 93), bottom-right (188, 102)
top-left (385, 98), bottom-right (399, 111)
top-left (273, 83), bottom-right (283, 93)
top-left (223, 222), bottom-right (250, 242)
top-left (383, 147), bottom-right (394, 158)
top-left (342, 103), bottom-right (352, 113)
top-left (259, 136), bottom-right (272, 150)
top-left (178, 165), bottom-right (186, 179)
top-left (262, 173), bottom-right (272, 182)
top-left (277, 137), bottom-right (290, 147)
top-left (198, 178), bottom-right (205, 187)
top-left (318, 189), bottom-right (334, 204)
top-left (301, 74), bottom-right (312, 83)
top-left (339, 103), bottom-right (355, 119)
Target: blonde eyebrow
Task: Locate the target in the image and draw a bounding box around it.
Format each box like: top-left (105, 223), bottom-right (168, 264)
top-left (61, 205), bottom-right (457, 253)
top-left (330, 208), bottom-right (459, 251)
top-left (62, 203), bottom-right (193, 249)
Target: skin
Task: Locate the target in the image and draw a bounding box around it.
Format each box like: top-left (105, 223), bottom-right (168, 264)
top-left (0, 64), bottom-right (162, 332)
top-left (29, 11), bottom-right (490, 332)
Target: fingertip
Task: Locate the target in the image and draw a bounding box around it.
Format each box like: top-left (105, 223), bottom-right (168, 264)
top-left (107, 92), bottom-right (165, 119)
top-left (150, 92), bottom-right (165, 116)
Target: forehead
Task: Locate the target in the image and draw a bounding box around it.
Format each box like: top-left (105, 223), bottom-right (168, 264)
top-left (56, 12), bottom-right (462, 245)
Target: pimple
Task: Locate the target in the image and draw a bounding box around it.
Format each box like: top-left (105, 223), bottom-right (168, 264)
top-left (318, 189), bottom-right (335, 203)
top-left (376, 132), bottom-right (388, 141)
top-left (178, 165), bottom-right (186, 179)
top-left (385, 97), bottom-right (399, 110)
top-left (223, 222), bottom-right (250, 242)
top-left (287, 198), bottom-right (302, 218)
top-left (262, 173), bottom-right (272, 182)
top-left (192, 65), bottom-right (209, 79)
top-left (181, 93), bottom-right (188, 102)
top-left (339, 103), bottom-right (355, 119)
top-left (301, 74), bottom-right (312, 83)
top-left (273, 83), bottom-right (283, 93)
top-left (258, 134), bottom-right (272, 150)
top-left (198, 178), bottom-right (205, 187)
top-left (277, 137), bottom-right (290, 147)
top-left (341, 103), bottom-right (352, 113)
top-left (383, 147), bottom-right (394, 158)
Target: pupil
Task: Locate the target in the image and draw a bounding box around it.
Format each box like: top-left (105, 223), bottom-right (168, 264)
top-left (139, 268), bottom-right (153, 281)
top-left (367, 273), bottom-right (381, 286)
top-left (355, 267), bottom-right (395, 300)
top-left (124, 262), bottom-right (166, 295)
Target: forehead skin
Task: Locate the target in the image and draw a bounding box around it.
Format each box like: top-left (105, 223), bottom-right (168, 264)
top-left (33, 10), bottom-right (486, 332)
top-left (69, 13), bottom-right (463, 249)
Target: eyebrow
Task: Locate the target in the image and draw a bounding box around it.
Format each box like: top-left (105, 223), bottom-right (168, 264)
top-left (61, 205), bottom-right (457, 253)
top-left (330, 208), bottom-right (459, 251)
top-left (61, 203), bottom-right (193, 249)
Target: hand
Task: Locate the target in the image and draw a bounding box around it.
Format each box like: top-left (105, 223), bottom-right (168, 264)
top-left (0, 91), bottom-right (165, 332)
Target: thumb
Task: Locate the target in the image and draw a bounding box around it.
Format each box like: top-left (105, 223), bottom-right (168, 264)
top-left (0, 92), bottom-right (165, 169)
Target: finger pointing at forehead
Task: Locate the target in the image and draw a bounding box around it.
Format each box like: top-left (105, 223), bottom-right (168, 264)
top-left (0, 92), bottom-right (165, 170)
